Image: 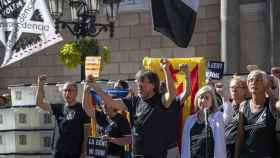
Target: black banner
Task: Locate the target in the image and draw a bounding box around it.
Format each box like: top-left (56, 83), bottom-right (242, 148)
top-left (206, 61), bottom-right (224, 80)
top-left (88, 137), bottom-right (109, 158)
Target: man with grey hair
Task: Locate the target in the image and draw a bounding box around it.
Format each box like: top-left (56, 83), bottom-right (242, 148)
top-left (235, 69), bottom-right (280, 158)
top-left (84, 58), bottom-right (176, 158)
top-left (36, 75), bottom-right (89, 158)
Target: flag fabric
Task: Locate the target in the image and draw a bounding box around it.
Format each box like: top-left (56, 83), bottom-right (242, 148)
top-left (151, 0), bottom-right (199, 48)
top-left (0, 0), bottom-right (63, 67)
top-left (89, 91), bottom-right (97, 137)
top-left (143, 57), bottom-right (205, 150)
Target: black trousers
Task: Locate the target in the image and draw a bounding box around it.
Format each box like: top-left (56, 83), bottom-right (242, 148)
top-left (133, 153), bottom-right (167, 158)
top-left (226, 143), bottom-right (235, 158)
top-left (53, 151), bottom-right (80, 158)
top-left (134, 156), bottom-right (165, 158)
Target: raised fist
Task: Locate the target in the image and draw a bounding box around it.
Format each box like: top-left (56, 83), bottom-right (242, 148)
top-left (271, 67), bottom-right (280, 79)
top-left (160, 58), bottom-right (169, 70)
top-left (246, 65), bottom-right (259, 72)
top-left (37, 74), bottom-right (47, 85)
top-left (86, 74), bottom-right (95, 82)
top-left (179, 63), bottom-right (189, 74)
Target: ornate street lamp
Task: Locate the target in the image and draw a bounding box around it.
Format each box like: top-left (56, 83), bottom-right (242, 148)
top-left (48, 0), bottom-right (120, 80)
top-left (48, 0), bottom-right (120, 39)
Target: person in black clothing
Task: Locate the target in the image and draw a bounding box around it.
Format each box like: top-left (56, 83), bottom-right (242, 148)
top-left (159, 63), bottom-right (192, 158)
top-left (96, 107), bottom-right (131, 158)
top-left (82, 83), bottom-right (132, 158)
top-left (222, 76), bottom-right (247, 158)
top-left (271, 67), bottom-right (280, 158)
top-left (36, 75), bottom-right (90, 158)
top-left (114, 80), bottom-right (129, 89)
top-left (84, 58), bottom-right (176, 158)
top-left (235, 70), bottom-right (280, 158)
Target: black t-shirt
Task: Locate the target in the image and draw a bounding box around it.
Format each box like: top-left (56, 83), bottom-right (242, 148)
top-left (224, 104), bottom-right (239, 145)
top-left (95, 110), bottom-right (131, 157)
top-left (51, 102), bottom-right (90, 155)
top-left (163, 97), bottom-right (181, 148)
top-left (241, 98), bottom-right (277, 158)
top-left (122, 93), bottom-right (166, 157)
top-left (190, 121), bottom-right (214, 158)
top-left (216, 92), bottom-right (223, 108)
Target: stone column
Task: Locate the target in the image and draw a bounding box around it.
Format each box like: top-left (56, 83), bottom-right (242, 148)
top-left (221, 0), bottom-right (240, 74)
top-left (268, 0), bottom-right (280, 66)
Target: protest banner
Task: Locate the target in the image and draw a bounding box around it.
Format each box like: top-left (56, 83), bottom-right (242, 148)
top-left (88, 137), bottom-right (109, 158)
top-left (206, 61), bottom-right (224, 80)
top-left (0, 0), bottom-right (63, 67)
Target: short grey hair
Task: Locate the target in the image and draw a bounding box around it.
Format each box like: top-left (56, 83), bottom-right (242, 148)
top-left (247, 70), bottom-right (268, 86)
top-left (63, 81), bottom-right (78, 90)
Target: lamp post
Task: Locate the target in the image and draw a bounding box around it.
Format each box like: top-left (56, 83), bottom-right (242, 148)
top-left (47, 0), bottom-right (120, 80)
top-left (48, 0), bottom-right (120, 38)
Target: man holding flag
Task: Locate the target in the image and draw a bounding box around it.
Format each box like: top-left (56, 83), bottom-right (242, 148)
top-left (84, 58), bottom-right (176, 158)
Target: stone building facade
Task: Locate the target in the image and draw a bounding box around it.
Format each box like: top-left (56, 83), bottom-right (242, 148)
top-left (0, 0), bottom-right (279, 93)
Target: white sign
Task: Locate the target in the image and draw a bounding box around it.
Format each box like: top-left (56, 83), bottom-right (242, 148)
top-left (0, 0), bottom-right (63, 67)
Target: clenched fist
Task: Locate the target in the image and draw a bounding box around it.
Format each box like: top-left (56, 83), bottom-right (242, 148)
top-left (37, 74), bottom-right (47, 86)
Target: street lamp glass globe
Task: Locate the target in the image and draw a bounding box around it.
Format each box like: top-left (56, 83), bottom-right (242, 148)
top-left (104, 0), bottom-right (120, 23)
top-left (86, 0), bottom-right (102, 16)
top-left (48, 0), bottom-right (64, 19)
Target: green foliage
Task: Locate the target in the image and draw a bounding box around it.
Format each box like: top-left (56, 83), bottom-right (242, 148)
top-left (79, 36), bottom-right (99, 57)
top-left (59, 36), bottom-right (110, 69)
top-left (59, 42), bottom-right (81, 69)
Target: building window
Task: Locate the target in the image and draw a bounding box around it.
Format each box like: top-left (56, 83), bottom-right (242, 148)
top-left (19, 135), bottom-right (27, 145)
top-left (0, 135), bottom-right (3, 145)
top-left (19, 113), bottom-right (27, 124)
top-left (119, 0), bottom-right (148, 11)
top-left (43, 137), bottom-right (51, 147)
top-left (44, 114), bottom-right (52, 124)
top-left (15, 91), bottom-right (22, 100)
top-left (0, 114), bottom-right (3, 124)
top-left (121, 0), bottom-right (144, 5)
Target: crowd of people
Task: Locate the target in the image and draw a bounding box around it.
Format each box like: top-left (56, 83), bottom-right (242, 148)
top-left (34, 59), bottom-right (280, 158)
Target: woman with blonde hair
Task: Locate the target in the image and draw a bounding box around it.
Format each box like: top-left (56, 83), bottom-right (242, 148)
top-left (181, 85), bottom-right (226, 158)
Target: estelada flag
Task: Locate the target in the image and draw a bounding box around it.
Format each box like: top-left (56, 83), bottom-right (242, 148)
top-left (143, 57), bottom-right (205, 150)
top-left (151, 0), bottom-right (199, 48)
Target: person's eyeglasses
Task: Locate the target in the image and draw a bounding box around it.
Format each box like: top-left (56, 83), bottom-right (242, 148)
top-left (230, 86), bottom-right (244, 89)
top-left (199, 95), bottom-right (209, 100)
